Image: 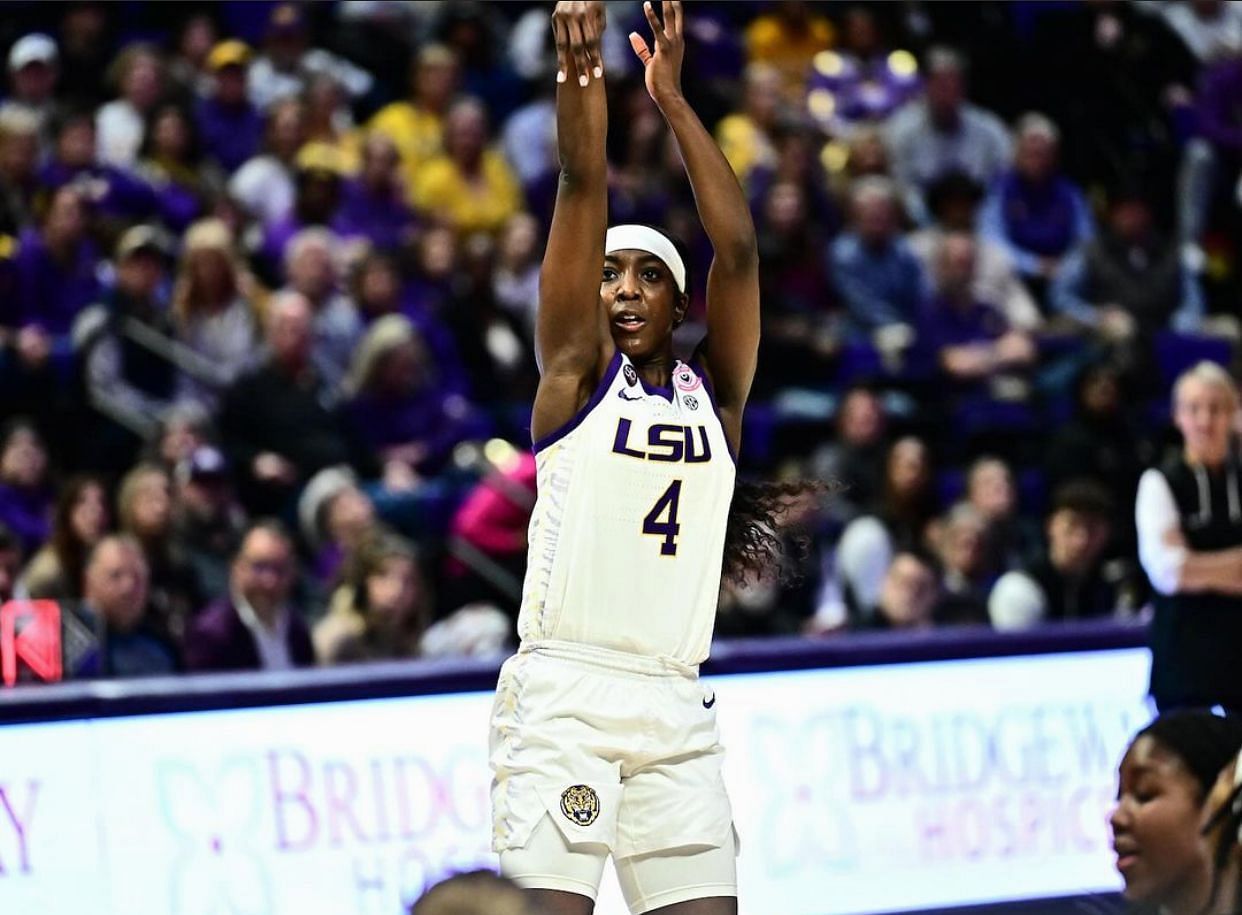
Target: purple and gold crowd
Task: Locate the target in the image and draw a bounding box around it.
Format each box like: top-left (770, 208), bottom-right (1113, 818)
top-left (1, 0), bottom-right (1241, 681)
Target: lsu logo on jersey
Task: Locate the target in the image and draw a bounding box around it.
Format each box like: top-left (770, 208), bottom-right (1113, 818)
top-left (611, 417), bottom-right (712, 463)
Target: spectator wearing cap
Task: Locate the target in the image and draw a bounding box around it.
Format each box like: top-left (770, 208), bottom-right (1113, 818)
top-left (1051, 187), bottom-right (1205, 346)
top-left (218, 291), bottom-right (362, 515)
top-left (410, 98), bottom-right (522, 235)
top-left (990, 480), bottom-right (1137, 630)
top-left (369, 44), bottom-right (459, 201)
top-left (70, 534), bottom-right (178, 678)
top-left (978, 113), bottom-right (1093, 290)
top-left (0, 33), bottom-right (59, 144)
top-left (259, 142), bottom-right (347, 273)
top-left (96, 43), bottom-right (165, 170)
top-left (170, 219), bottom-right (261, 411)
top-left (184, 520), bottom-right (314, 672)
top-left (805, 8), bottom-right (920, 140)
top-left (342, 314), bottom-right (482, 485)
top-left (74, 225), bottom-right (184, 448)
top-left (228, 97), bottom-right (305, 228)
top-left (280, 227), bottom-right (363, 390)
top-left (334, 132), bottom-right (418, 253)
top-left (829, 176), bottom-right (926, 341)
top-left (171, 445), bottom-right (246, 602)
top-left (885, 47), bottom-right (1011, 224)
top-left (247, 3), bottom-right (373, 113)
top-left (195, 40), bottom-right (264, 175)
top-left (907, 171), bottom-right (1041, 332)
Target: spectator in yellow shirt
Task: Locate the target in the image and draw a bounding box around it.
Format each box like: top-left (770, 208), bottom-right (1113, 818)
top-left (367, 44), bottom-right (459, 205)
top-left (715, 62), bottom-right (783, 194)
top-left (745, 0), bottom-right (835, 99)
top-left (411, 98), bottom-right (522, 236)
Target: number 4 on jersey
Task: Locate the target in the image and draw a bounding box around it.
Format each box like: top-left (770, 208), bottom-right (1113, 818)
top-left (643, 480), bottom-right (682, 556)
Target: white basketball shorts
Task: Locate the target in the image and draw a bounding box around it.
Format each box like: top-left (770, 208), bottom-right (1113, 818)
top-left (489, 640), bottom-right (738, 913)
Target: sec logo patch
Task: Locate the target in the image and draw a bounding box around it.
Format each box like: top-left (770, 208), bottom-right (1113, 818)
top-left (623, 364), bottom-right (638, 386)
top-left (683, 395), bottom-right (699, 410)
top-left (560, 784), bottom-right (601, 826)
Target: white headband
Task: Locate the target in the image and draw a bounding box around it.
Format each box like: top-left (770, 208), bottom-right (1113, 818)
top-left (605, 225), bottom-right (686, 293)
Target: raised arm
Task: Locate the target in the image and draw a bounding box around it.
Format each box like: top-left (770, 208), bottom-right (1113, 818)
top-left (531, 1), bottom-right (612, 443)
top-left (631, 1), bottom-right (759, 447)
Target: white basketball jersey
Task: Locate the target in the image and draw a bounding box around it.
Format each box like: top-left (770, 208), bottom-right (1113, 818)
top-left (517, 352), bottom-right (737, 665)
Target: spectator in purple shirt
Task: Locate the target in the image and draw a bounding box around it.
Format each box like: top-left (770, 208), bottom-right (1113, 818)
top-left (184, 520), bottom-right (314, 672)
top-left (1178, 52), bottom-right (1242, 265)
top-left (194, 40), bottom-right (264, 175)
top-left (334, 132), bottom-right (417, 254)
top-left (350, 250), bottom-right (471, 398)
top-left (921, 231), bottom-right (1036, 389)
top-left (14, 184), bottom-right (101, 346)
top-left (342, 314), bottom-right (482, 480)
top-left (0, 418), bottom-right (52, 557)
top-left (978, 113), bottom-right (1094, 288)
top-left (38, 109), bottom-right (168, 233)
top-left (259, 142), bottom-right (346, 279)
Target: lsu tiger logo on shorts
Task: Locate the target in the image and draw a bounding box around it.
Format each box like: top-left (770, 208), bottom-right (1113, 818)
top-left (560, 784), bottom-right (601, 826)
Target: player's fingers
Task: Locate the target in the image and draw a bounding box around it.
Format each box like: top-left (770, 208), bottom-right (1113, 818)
top-left (642, 1), bottom-right (663, 42)
top-left (662, 0), bottom-right (675, 38)
top-left (628, 31), bottom-right (652, 66)
top-left (566, 16), bottom-right (591, 86)
top-left (671, 0), bottom-right (683, 38)
top-left (583, 10), bottom-right (604, 79)
top-left (552, 17), bottom-right (570, 84)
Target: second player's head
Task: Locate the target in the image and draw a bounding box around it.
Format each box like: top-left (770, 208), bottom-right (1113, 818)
top-left (602, 224), bottom-right (690, 362)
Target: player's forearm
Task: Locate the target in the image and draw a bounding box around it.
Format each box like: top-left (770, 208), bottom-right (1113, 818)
top-left (656, 92), bottom-right (756, 269)
top-left (556, 78), bottom-right (608, 187)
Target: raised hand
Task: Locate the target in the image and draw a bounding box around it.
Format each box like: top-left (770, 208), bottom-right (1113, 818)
top-left (629, 0), bottom-right (684, 105)
top-left (552, 1), bottom-right (606, 87)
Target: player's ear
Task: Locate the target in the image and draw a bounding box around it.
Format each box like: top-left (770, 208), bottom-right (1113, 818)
top-left (673, 291), bottom-right (689, 328)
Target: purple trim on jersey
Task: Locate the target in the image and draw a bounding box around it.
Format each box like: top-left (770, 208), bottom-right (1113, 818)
top-left (690, 356), bottom-right (738, 465)
top-left (637, 370), bottom-right (674, 402)
top-left (532, 350), bottom-right (625, 454)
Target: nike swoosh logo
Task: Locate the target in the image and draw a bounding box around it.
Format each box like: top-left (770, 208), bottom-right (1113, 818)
top-left (618, 390), bottom-right (643, 401)
top-left (702, 695), bottom-right (716, 709)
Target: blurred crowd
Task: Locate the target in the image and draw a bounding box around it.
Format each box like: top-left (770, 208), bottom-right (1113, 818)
top-left (2, 0), bottom-right (1242, 680)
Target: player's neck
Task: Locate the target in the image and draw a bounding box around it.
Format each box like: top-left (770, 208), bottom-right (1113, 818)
top-left (631, 349), bottom-right (677, 391)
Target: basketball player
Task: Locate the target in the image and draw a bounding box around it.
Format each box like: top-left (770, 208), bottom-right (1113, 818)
top-left (489, 3), bottom-right (815, 913)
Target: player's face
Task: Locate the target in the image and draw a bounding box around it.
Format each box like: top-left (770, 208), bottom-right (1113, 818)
top-left (602, 249), bottom-right (685, 361)
top-left (1110, 737), bottom-right (1212, 908)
